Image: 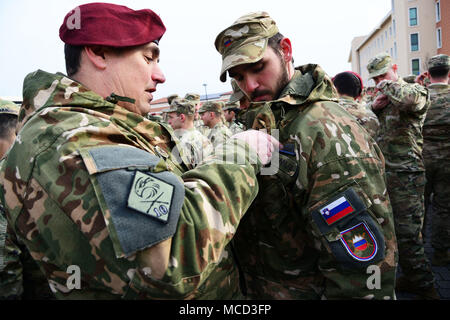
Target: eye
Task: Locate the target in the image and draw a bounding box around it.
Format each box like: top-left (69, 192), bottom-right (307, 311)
top-left (144, 56), bottom-right (154, 63)
top-left (252, 62), bottom-right (264, 73)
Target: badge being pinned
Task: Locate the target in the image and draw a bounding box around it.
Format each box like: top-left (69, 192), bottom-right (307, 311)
top-left (128, 171), bottom-right (174, 223)
top-left (340, 222), bottom-right (378, 262)
top-left (319, 196), bottom-right (355, 225)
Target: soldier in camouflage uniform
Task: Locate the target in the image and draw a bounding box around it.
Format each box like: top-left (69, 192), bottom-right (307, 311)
top-left (0, 100), bottom-right (54, 300)
top-left (366, 53), bottom-right (438, 299)
top-left (0, 3), bottom-right (278, 299)
top-left (199, 101), bottom-right (232, 148)
top-left (229, 79), bottom-right (249, 130)
top-left (422, 54), bottom-right (450, 266)
top-left (184, 93), bottom-right (208, 134)
top-left (165, 99), bottom-right (213, 168)
top-left (215, 12), bottom-right (398, 299)
top-left (223, 101), bottom-right (244, 135)
top-left (332, 71), bottom-right (380, 140)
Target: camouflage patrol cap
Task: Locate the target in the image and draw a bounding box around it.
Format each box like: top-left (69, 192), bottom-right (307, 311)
top-left (367, 52), bottom-right (392, 79)
top-left (0, 99), bottom-right (20, 116)
top-left (184, 93), bottom-right (201, 103)
top-left (215, 11), bottom-right (279, 82)
top-left (428, 54), bottom-right (450, 70)
top-left (223, 100), bottom-right (240, 111)
top-left (165, 99), bottom-right (195, 115)
top-left (167, 94), bottom-right (179, 105)
top-left (198, 101), bottom-right (225, 114)
top-left (228, 79), bottom-right (245, 103)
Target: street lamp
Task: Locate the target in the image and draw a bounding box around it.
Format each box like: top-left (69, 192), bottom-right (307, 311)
top-left (202, 83), bottom-right (208, 101)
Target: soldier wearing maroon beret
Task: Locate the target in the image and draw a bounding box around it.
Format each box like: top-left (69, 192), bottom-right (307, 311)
top-left (0, 2), bottom-right (278, 300)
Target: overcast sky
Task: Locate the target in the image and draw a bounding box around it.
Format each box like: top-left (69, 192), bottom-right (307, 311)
top-left (0, 0), bottom-right (392, 101)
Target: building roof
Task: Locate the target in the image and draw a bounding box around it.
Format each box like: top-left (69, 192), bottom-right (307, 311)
top-left (356, 11), bottom-right (392, 52)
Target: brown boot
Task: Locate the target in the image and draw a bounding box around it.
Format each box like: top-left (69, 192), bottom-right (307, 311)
top-left (396, 276), bottom-right (440, 300)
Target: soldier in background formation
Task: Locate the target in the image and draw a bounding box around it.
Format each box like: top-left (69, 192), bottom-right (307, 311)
top-left (422, 54), bottom-right (450, 267)
top-left (215, 11), bottom-right (398, 299)
top-left (223, 101), bottom-right (244, 135)
top-left (0, 99), bottom-right (54, 300)
top-left (0, 3), bottom-right (278, 299)
top-left (332, 71), bottom-right (380, 139)
top-left (165, 99), bottom-right (213, 168)
top-left (198, 101), bottom-right (232, 147)
top-left (366, 52), bottom-right (438, 299)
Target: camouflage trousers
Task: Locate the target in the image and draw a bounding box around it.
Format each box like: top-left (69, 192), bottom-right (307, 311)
top-left (424, 159), bottom-right (450, 251)
top-left (386, 170), bottom-right (435, 288)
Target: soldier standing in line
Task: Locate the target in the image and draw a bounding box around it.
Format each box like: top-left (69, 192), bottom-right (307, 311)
top-left (229, 79), bottom-right (249, 130)
top-left (198, 101), bottom-right (232, 148)
top-left (0, 3), bottom-right (278, 299)
top-left (0, 99), bottom-right (54, 300)
top-left (422, 54), bottom-right (450, 266)
top-left (214, 12), bottom-right (398, 299)
top-left (332, 71), bottom-right (380, 140)
top-left (184, 93), bottom-right (207, 133)
top-left (165, 99), bottom-right (213, 168)
top-left (366, 52), bottom-right (438, 299)
top-left (223, 101), bottom-right (244, 135)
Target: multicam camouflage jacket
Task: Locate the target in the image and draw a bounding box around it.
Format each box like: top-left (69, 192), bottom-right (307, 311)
top-left (173, 128), bottom-right (213, 168)
top-left (337, 96), bottom-right (380, 140)
top-left (207, 122), bottom-right (232, 147)
top-left (227, 121), bottom-right (244, 135)
top-left (232, 64), bottom-right (397, 299)
top-left (422, 83), bottom-right (450, 161)
top-left (368, 78), bottom-right (430, 172)
top-left (0, 70), bottom-right (262, 299)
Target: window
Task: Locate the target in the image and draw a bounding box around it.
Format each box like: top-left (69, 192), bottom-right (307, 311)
top-left (436, 1), bottom-right (441, 22)
top-left (389, 26), bottom-right (392, 37)
top-left (412, 59), bottom-right (420, 75)
top-left (410, 33), bottom-right (419, 51)
top-left (390, 47), bottom-right (393, 57)
top-left (437, 28), bottom-right (442, 49)
top-left (393, 19), bottom-right (396, 37)
top-left (409, 7), bottom-right (418, 26)
top-left (394, 42), bottom-right (398, 59)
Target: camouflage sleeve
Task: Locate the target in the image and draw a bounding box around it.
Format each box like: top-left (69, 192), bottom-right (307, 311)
top-left (129, 139), bottom-right (261, 298)
top-left (0, 209), bottom-right (24, 300)
top-left (296, 103), bottom-right (396, 299)
top-left (377, 80), bottom-right (429, 112)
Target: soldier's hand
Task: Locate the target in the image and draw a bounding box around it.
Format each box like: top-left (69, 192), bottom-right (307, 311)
top-left (372, 94), bottom-right (390, 111)
top-left (231, 129), bottom-right (280, 165)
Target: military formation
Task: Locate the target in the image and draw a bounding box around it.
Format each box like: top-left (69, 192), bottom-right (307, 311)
top-left (0, 3), bottom-right (448, 301)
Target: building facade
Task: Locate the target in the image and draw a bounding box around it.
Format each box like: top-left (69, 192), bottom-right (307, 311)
top-left (349, 0), bottom-right (448, 86)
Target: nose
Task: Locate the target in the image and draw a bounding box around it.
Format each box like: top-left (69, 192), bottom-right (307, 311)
top-left (152, 63), bottom-right (166, 84)
top-left (242, 75), bottom-right (259, 97)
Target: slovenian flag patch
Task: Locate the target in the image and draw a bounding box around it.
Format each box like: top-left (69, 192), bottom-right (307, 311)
top-left (319, 196), bottom-right (355, 225)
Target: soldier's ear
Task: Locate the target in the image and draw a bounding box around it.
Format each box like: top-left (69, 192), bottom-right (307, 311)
top-left (180, 114), bottom-right (186, 122)
top-left (279, 38), bottom-right (293, 64)
top-left (84, 46), bottom-right (107, 70)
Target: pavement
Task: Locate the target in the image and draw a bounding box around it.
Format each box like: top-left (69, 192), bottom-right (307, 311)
top-left (396, 205), bottom-right (450, 300)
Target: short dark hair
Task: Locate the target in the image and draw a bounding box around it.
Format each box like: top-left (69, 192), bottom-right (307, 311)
top-left (332, 72), bottom-right (362, 98)
top-left (429, 66), bottom-right (450, 79)
top-left (268, 32), bottom-right (294, 64)
top-left (64, 44), bottom-right (137, 77)
top-left (0, 114), bottom-right (18, 139)
top-left (64, 44), bottom-right (84, 77)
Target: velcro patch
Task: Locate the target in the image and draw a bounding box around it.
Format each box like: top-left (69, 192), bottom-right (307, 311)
top-left (128, 171), bottom-right (174, 223)
top-left (319, 196), bottom-right (355, 225)
top-left (339, 222), bottom-right (378, 262)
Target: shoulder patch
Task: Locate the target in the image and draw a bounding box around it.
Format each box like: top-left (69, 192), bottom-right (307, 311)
top-left (80, 145), bottom-right (185, 258)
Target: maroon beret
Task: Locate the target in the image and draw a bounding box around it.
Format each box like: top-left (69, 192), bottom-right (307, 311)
top-left (59, 3), bottom-right (166, 47)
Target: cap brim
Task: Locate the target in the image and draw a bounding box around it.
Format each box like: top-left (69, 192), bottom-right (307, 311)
top-left (368, 66), bottom-right (390, 79)
top-left (219, 38), bottom-right (268, 82)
